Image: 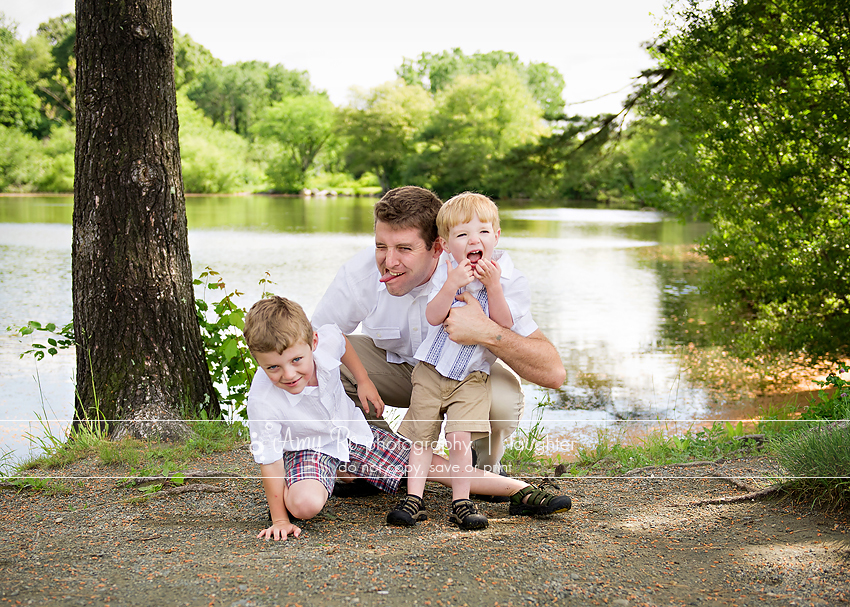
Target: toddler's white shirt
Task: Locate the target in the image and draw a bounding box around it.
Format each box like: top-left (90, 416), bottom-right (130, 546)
top-left (414, 249), bottom-right (537, 380)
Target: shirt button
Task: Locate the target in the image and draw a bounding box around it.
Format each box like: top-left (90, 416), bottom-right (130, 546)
top-left (413, 328), bottom-right (418, 332)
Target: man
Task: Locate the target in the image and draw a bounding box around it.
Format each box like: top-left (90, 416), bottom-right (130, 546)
top-left (312, 186), bottom-right (565, 474)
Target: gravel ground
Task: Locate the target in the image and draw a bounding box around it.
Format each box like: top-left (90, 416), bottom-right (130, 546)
top-left (1, 448), bottom-right (848, 607)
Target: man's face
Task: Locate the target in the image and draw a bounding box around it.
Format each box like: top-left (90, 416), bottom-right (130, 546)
top-left (374, 221), bottom-right (441, 297)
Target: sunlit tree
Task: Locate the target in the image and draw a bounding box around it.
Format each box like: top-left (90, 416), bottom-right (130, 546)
top-left (252, 94), bottom-right (337, 192)
top-left (341, 80), bottom-right (433, 193)
top-left (397, 48), bottom-right (565, 118)
top-left (645, 0), bottom-right (850, 361)
top-left (412, 65), bottom-right (546, 197)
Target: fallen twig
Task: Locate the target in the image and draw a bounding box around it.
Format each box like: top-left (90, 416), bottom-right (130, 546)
top-left (619, 460), bottom-right (714, 477)
top-left (688, 484), bottom-right (784, 506)
top-left (152, 483), bottom-right (227, 497)
top-left (704, 473), bottom-right (759, 493)
top-left (127, 470), bottom-right (238, 487)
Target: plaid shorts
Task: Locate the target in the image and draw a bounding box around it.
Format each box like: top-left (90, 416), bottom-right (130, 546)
top-left (283, 426), bottom-right (410, 496)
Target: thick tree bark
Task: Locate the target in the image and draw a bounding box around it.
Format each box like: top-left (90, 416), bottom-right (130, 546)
top-left (73, 0), bottom-right (219, 440)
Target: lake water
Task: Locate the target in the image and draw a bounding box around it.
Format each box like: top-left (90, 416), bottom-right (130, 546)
top-left (1, 195), bottom-right (719, 466)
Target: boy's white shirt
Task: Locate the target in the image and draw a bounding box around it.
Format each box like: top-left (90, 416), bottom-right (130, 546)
top-left (247, 324), bottom-right (374, 466)
top-left (413, 249), bottom-right (537, 380)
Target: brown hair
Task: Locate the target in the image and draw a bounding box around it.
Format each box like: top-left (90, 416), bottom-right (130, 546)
top-left (373, 186), bottom-right (443, 249)
top-left (243, 296), bottom-right (314, 353)
top-left (436, 192), bottom-right (501, 242)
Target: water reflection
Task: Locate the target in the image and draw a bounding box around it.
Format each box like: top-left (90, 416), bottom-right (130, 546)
top-left (0, 195), bottom-right (715, 463)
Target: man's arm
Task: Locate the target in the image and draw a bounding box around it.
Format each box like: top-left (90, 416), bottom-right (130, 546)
top-left (442, 292), bottom-right (566, 389)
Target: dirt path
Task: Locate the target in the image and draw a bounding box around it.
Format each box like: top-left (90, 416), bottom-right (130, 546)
top-left (1, 449), bottom-right (847, 607)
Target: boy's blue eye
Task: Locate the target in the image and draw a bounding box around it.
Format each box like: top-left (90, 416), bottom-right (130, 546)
top-left (292, 357), bottom-right (302, 363)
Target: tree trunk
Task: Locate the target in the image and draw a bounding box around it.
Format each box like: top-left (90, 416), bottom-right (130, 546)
top-left (73, 0), bottom-right (219, 441)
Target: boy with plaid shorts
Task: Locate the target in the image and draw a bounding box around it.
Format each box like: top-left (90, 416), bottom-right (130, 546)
top-left (244, 296), bottom-right (398, 540)
top-left (245, 296), bottom-right (571, 541)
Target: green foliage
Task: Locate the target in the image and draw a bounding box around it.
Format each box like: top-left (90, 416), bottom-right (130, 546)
top-left (193, 268), bottom-right (270, 419)
top-left (252, 94), bottom-right (337, 192)
top-left (397, 48), bottom-right (566, 118)
top-left (177, 93), bottom-right (267, 193)
top-left (0, 68), bottom-right (43, 134)
top-left (33, 123), bottom-right (73, 191)
top-left (186, 61), bottom-right (312, 137)
top-left (803, 367), bottom-right (850, 421)
top-left (30, 13), bottom-right (76, 128)
top-left (0, 124), bottom-right (43, 191)
top-left (173, 29), bottom-right (221, 90)
top-left (645, 0), bottom-right (850, 363)
top-left (9, 319), bottom-right (75, 359)
top-left (306, 170), bottom-right (382, 197)
top-left (413, 65), bottom-right (547, 197)
top-left (16, 416), bottom-right (247, 477)
top-left (341, 80), bottom-right (434, 193)
top-left (3, 476), bottom-right (70, 494)
top-left (573, 421), bottom-right (769, 475)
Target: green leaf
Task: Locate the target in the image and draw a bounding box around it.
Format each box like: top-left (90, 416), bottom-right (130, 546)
top-left (222, 337), bottom-right (239, 361)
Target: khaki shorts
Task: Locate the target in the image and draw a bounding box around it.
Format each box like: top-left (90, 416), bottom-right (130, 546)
top-left (398, 362), bottom-right (491, 446)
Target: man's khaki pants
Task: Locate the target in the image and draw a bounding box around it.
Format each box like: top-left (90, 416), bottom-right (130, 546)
top-left (340, 335), bottom-right (525, 474)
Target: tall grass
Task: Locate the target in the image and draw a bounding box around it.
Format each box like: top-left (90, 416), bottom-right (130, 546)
top-left (776, 422), bottom-right (850, 510)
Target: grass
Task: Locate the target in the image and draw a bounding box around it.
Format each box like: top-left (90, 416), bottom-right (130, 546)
top-left (776, 421), bottom-right (850, 511)
top-left (7, 418), bottom-right (249, 489)
top-left (7, 363), bottom-right (848, 511)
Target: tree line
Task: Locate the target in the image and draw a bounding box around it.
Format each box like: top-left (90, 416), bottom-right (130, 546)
top-left (0, 11), bottom-right (672, 206)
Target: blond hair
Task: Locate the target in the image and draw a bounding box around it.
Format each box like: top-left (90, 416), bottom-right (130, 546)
top-left (436, 192), bottom-right (500, 242)
top-left (243, 296), bottom-right (313, 353)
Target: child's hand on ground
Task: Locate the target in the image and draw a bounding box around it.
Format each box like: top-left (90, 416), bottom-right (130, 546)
top-left (357, 379), bottom-right (385, 418)
top-left (446, 258), bottom-right (474, 291)
top-left (474, 257), bottom-right (501, 288)
top-left (257, 520), bottom-right (301, 541)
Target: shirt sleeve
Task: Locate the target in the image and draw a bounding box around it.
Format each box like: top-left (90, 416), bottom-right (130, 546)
top-left (314, 324), bottom-right (346, 367)
top-left (503, 271), bottom-right (538, 337)
top-left (246, 379), bottom-right (284, 466)
top-left (312, 249), bottom-right (373, 333)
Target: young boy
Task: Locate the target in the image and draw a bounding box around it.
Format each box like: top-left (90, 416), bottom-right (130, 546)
top-left (389, 192), bottom-right (557, 530)
top-left (245, 295), bottom-right (570, 540)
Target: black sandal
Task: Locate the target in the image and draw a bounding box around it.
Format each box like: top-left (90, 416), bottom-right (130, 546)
top-left (508, 486), bottom-right (572, 516)
top-left (386, 495), bottom-right (428, 527)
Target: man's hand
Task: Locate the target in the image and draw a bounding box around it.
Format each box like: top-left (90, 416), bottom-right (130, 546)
top-left (442, 291), bottom-right (493, 346)
top-left (444, 292), bottom-right (566, 389)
